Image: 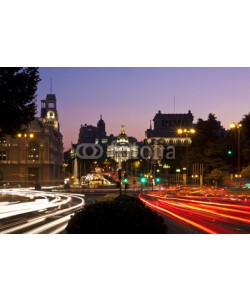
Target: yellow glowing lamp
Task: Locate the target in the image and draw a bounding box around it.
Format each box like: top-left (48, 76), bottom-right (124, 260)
top-left (17, 133), bottom-right (22, 138)
top-left (190, 128), bottom-right (196, 134)
top-left (230, 123), bottom-right (236, 129)
top-left (177, 129), bottom-right (183, 134)
top-left (29, 133), bottom-right (34, 138)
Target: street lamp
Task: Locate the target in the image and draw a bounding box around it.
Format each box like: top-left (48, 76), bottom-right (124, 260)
top-left (192, 174), bottom-right (199, 185)
top-left (230, 122), bottom-right (242, 175)
top-left (177, 128), bottom-right (196, 183)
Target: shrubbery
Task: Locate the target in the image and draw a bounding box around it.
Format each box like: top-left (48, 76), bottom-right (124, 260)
top-left (66, 195), bottom-right (167, 234)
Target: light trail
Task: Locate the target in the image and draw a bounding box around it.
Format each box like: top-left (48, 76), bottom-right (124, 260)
top-left (0, 189), bottom-right (85, 234)
top-left (139, 187), bottom-right (250, 234)
top-left (140, 195), bottom-right (219, 234)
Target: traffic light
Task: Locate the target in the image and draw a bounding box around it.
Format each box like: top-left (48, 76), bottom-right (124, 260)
top-left (156, 177), bottom-right (160, 183)
top-left (227, 144), bottom-right (233, 155)
top-left (123, 173), bottom-right (128, 183)
top-left (140, 176), bottom-right (147, 184)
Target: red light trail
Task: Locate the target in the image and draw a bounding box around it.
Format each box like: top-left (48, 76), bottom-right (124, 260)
top-left (139, 187), bottom-right (250, 234)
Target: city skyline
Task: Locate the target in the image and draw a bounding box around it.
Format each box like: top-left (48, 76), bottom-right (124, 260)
top-left (37, 67), bottom-right (250, 150)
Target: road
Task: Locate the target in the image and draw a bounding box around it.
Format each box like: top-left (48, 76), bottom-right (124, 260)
top-left (0, 188), bottom-right (85, 234)
top-left (139, 186), bottom-right (250, 234)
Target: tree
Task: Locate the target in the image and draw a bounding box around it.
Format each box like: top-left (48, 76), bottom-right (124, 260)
top-left (193, 113), bottom-right (225, 146)
top-left (240, 113), bottom-right (250, 167)
top-left (241, 112), bottom-right (250, 143)
top-left (0, 68), bottom-right (40, 135)
top-left (241, 165), bottom-right (250, 179)
top-left (207, 168), bottom-right (228, 186)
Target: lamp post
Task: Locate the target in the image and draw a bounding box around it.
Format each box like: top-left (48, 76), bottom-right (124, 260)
top-left (177, 128), bottom-right (195, 184)
top-left (230, 122), bottom-right (242, 175)
top-left (163, 164), bottom-right (170, 186)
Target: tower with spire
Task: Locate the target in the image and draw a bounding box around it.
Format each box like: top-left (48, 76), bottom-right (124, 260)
top-left (41, 94), bottom-right (60, 131)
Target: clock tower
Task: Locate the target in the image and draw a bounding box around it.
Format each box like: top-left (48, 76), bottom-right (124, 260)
top-left (41, 94), bottom-right (60, 130)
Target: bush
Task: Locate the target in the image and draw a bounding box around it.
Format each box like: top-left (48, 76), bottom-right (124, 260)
top-left (114, 194), bottom-right (144, 206)
top-left (66, 196), bottom-right (167, 234)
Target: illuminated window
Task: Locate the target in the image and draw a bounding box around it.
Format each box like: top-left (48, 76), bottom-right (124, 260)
top-left (0, 151), bottom-right (7, 161)
top-left (28, 141), bottom-right (39, 161)
top-left (0, 139), bottom-right (6, 144)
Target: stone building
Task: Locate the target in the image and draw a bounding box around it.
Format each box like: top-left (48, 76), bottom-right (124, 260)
top-left (145, 110), bottom-right (195, 161)
top-left (107, 125), bottom-right (138, 168)
top-left (78, 124), bottom-right (97, 144)
top-left (0, 94), bottom-right (64, 186)
top-left (146, 110), bottom-right (194, 138)
top-left (78, 115), bottom-right (109, 145)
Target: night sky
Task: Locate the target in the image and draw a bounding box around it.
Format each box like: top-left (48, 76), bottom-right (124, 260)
top-left (37, 68), bottom-right (250, 150)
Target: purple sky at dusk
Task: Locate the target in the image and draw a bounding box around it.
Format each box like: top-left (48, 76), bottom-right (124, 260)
top-left (37, 68), bottom-right (250, 150)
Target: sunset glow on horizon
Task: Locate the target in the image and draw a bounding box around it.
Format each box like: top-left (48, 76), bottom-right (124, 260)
top-left (37, 68), bottom-right (250, 150)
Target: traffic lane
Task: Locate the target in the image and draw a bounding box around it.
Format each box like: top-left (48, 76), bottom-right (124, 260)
top-left (0, 193), bottom-right (84, 234)
top-left (141, 196), bottom-right (234, 234)
top-left (139, 192), bottom-right (250, 233)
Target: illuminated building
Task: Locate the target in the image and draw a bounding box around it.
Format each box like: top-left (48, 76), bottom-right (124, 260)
top-left (0, 94), bottom-right (63, 186)
top-left (107, 125), bottom-right (138, 168)
top-left (145, 110), bottom-right (195, 159)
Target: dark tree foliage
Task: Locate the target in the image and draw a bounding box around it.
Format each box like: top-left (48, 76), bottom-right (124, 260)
top-left (177, 113), bottom-right (230, 177)
top-left (66, 196), bottom-right (168, 234)
top-left (193, 113), bottom-right (225, 146)
top-left (240, 113), bottom-right (250, 166)
top-left (241, 113), bottom-right (250, 143)
top-left (0, 68), bottom-right (40, 135)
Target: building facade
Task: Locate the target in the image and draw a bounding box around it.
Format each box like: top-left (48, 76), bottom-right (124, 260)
top-left (78, 124), bottom-right (97, 144)
top-left (107, 125), bottom-right (138, 168)
top-left (146, 110), bottom-right (194, 138)
top-left (0, 94), bottom-right (64, 186)
top-left (144, 110), bottom-right (195, 161)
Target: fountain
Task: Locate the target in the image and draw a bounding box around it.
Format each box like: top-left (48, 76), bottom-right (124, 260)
top-left (72, 158), bottom-right (79, 185)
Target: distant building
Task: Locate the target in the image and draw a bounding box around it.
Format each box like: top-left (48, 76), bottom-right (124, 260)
top-left (96, 115), bottom-right (107, 144)
top-left (0, 94), bottom-right (64, 186)
top-left (78, 115), bottom-right (109, 145)
top-left (107, 126), bottom-right (138, 168)
top-left (78, 124), bottom-right (97, 144)
top-left (145, 110), bottom-right (195, 161)
top-left (146, 110), bottom-right (194, 138)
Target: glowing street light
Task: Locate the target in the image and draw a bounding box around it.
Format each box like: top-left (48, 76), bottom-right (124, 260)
top-left (177, 128), bottom-right (196, 135)
top-left (17, 133), bottom-right (35, 139)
